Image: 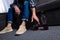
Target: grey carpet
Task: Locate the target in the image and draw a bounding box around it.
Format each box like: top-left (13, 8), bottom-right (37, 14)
top-left (0, 26), bottom-right (60, 40)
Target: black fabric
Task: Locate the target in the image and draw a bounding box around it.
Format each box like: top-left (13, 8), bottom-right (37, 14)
top-left (35, 0), bottom-right (60, 12)
top-left (0, 13), bottom-right (7, 31)
top-left (34, 0), bottom-right (60, 26)
top-left (10, 0), bottom-right (24, 7)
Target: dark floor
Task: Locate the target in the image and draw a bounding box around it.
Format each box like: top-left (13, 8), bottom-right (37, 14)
top-left (0, 26), bottom-right (60, 40)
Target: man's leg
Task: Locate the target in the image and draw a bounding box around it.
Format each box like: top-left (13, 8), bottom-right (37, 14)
top-left (0, 8), bottom-right (13, 34)
top-left (16, 1), bottom-right (29, 35)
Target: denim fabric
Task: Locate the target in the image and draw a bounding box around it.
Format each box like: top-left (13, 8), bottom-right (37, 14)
top-left (8, 8), bottom-right (13, 23)
top-left (22, 1), bottom-right (30, 21)
top-left (8, 1), bottom-right (30, 23)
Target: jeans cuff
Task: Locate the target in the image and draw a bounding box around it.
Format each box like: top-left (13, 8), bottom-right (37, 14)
top-left (22, 19), bottom-right (28, 21)
top-left (8, 21), bottom-right (13, 23)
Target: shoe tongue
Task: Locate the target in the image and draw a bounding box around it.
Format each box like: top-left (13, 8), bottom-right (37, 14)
top-left (20, 25), bottom-right (25, 28)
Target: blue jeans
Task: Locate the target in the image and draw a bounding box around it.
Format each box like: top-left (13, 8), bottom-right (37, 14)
top-left (8, 1), bottom-right (30, 23)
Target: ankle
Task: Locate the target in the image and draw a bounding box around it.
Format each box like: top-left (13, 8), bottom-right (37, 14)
top-left (21, 21), bottom-right (26, 26)
top-left (6, 23), bottom-right (12, 28)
